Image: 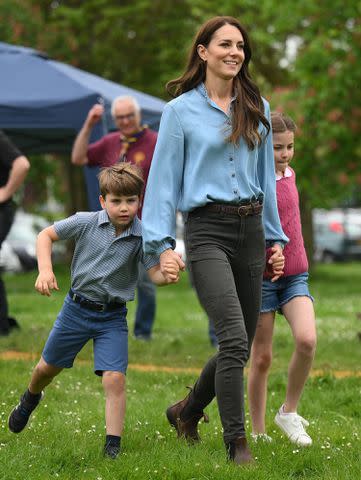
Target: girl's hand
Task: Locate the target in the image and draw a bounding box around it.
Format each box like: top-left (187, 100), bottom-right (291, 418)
top-left (35, 270), bottom-right (59, 296)
top-left (267, 244), bottom-right (285, 282)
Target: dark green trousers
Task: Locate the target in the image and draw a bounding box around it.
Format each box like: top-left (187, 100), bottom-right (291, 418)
top-left (184, 207), bottom-right (265, 442)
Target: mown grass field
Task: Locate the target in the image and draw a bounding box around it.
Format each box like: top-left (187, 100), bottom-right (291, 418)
top-left (0, 263), bottom-right (360, 479)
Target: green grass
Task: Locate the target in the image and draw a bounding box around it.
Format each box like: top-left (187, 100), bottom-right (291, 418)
top-left (0, 263), bottom-right (361, 479)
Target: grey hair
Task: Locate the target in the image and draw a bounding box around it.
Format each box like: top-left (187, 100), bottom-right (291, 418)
top-left (111, 96), bottom-right (141, 117)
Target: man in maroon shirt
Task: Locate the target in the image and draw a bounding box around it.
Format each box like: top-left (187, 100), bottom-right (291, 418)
top-left (71, 96), bottom-right (158, 339)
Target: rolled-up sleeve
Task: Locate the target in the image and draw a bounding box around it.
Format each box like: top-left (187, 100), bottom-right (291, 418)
top-left (257, 102), bottom-right (289, 247)
top-left (142, 104), bottom-right (185, 254)
top-left (141, 251), bottom-right (160, 271)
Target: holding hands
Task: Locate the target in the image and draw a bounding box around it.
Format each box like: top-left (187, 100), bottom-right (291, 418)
top-left (266, 244), bottom-right (285, 282)
top-left (160, 249), bottom-right (186, 284)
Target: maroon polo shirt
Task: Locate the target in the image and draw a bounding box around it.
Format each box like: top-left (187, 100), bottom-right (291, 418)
top-left (87, 128), bottom-right (157, 217)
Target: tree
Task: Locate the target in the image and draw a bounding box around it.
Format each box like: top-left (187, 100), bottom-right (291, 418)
top-left (2, 0), bottom-right (359, 253)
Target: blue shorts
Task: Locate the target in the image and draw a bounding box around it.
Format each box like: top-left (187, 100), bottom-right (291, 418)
top-left (42, 294), bottom-right (128, 376)
top-left (261, 272), bottom-right (314, 314)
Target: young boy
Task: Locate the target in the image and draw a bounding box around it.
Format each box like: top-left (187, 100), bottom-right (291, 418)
top-left (8, 163), bottom-right (179, 459)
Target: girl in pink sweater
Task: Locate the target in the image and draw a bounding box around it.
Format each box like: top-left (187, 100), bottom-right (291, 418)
top-left (248, 112), bottom-right (316, 446)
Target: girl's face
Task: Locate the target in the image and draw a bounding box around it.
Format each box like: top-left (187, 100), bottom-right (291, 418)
top-left (197, 24), bottom-right (245, 81)
top-left (273, 130), bottom-right (295, 176)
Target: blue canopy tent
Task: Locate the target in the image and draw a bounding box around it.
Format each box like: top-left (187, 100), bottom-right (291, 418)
top-left (0, 42), bottom-right (165, 209)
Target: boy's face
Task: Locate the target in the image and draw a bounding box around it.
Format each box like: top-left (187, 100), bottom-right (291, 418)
top-left (99, 193), bottom-right (140, 232)
top-left (273, 130), bottom-right (295, 176)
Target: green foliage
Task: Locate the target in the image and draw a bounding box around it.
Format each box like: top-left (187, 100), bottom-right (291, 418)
top-left (1, 0), bottom-right (359, 210)
top-left (271, 1), bottom-right (361, 207)
top-left (0, 0), bottom-right (43, 46)
top-left (40, 0), bottom-right (198, 99)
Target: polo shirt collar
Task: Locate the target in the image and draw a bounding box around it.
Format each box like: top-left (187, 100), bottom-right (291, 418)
top-left (126, 215), bottom-right (142, 237)
top-left (98, 209), bottom-right (110, 226)
top-left (276, 166), bottom-right (293, 181)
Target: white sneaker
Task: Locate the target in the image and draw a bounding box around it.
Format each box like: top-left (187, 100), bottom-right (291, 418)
top-left (274, 406), bottom-right (312, 446)
top-left (251, 432), bottom-right (273, 443)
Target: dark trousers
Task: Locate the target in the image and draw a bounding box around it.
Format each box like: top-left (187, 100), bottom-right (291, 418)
top-left (0, 201), bottom-right (16, 331)
top-left (184, 207), bottom-right (265, 443)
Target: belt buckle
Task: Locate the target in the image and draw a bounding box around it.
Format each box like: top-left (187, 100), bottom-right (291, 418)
top-left (238, 205), bottom-right (249, 216)
top-left (94, 302), bottom-right (106, 312)
top-left (81, 298), bottom-right (105, 312)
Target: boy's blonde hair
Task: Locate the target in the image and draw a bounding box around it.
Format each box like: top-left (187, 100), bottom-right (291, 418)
top-left (271, 112), bottom-right (297, 134)
top-left (98, 163), bottom-right (144, 198)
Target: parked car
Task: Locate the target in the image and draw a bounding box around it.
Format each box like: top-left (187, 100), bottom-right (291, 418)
top-left (313, 208), bottom-right (361, 262)
top-left (0, 211), bottom-right (66, 272)
top-left (0, 240), bottom-right (22, 272)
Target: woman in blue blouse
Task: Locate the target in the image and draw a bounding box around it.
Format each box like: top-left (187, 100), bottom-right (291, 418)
top-left (142, 16), bottom-right (287, 465)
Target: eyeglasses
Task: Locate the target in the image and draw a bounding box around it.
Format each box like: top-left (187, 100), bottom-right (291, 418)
top-left (114, 112), bottom-right (136, 122)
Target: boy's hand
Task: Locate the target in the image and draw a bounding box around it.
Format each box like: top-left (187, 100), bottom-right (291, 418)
top-left (267, 244), bottom-right (285, 282)
top-left (35, 270), bottom-right (59, 296)
top-left (162, 260), bottom-right (180, 283)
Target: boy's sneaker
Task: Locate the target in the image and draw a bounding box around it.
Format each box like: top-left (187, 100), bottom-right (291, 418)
top-left (250, 432), bottom-right (273, 443)
top-left (8, 391), bottom-right (43, 433)
top-left (104, 443), bottom-right (120, 459)
top-left (274, 406), bottom-right (312, 446)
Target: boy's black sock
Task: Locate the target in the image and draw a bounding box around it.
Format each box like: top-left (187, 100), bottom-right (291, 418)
top-left (24, 389), bottom-right (42, 405)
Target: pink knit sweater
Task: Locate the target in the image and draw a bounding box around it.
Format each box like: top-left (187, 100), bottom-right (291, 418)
top-left (277, 167), bottom-right (308, 276)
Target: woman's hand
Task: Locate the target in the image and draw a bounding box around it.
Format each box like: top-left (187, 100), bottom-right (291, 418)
top-left (160, 249), bottom-right (185, 282)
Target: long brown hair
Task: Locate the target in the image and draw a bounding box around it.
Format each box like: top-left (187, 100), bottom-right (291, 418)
top-left (166, 16), bottom-right (270, 149)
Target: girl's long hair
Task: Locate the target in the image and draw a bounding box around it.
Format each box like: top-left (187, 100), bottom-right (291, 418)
top-left (166, 16), bottom-right (270, 149)
top-left (271, 112), bottom-right (297, 133)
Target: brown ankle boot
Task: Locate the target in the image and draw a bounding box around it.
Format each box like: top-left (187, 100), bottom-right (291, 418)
top-left (227, 437), bottom-right (254, 465)
top-left (166, 388), bottom-right (209, 443)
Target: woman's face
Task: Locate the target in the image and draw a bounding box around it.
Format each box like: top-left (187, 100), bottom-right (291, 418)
top-left (198, 24), bottom-right (245, 81)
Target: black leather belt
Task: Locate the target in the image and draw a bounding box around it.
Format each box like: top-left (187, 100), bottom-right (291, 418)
top-left (191, 201), bottom-right (263, 217)
top-left (69, 289), bottom-right (125, 312)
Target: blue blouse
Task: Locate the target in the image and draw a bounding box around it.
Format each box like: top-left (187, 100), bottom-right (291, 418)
top-left (142, 83), bottom-right (288, 254)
